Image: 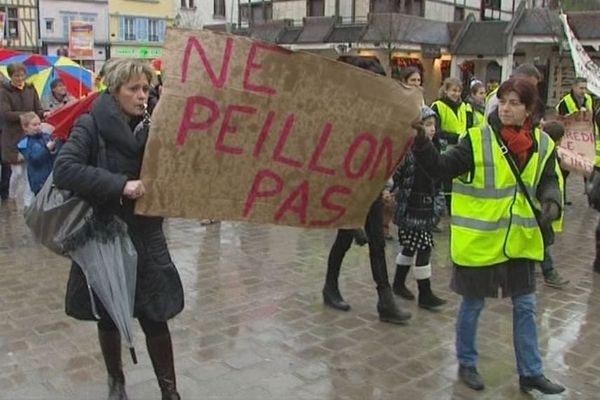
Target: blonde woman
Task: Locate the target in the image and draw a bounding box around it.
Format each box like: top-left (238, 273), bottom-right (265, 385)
top-left (54, 59), bottom-right (184, 400)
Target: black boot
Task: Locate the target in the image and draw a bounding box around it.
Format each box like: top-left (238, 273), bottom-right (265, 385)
top-left (98, 329), bottom-right (128, 400)
top-left (519, 375), bottom-right (565, 394)
top-left (459, 365), bottom-right (485, 391)
top-left (377, 287), bottom-right (411, 324)
top-left (393, 264), bottom-right (415, 300)
top-left (322, 284), bottom-right (351, 311)
top-left (417, 278), bottom-right (446, 310)
top-left (147, 333), bottom-right (181, 400)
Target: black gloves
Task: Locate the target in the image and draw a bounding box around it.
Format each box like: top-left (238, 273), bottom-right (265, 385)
top-left (540, 201), bottom-right (559, 227)
top-left (352, 229), bottom-right (368, 246)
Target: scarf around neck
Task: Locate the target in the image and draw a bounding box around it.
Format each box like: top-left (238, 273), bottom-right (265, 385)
top-left (500, 118), bottom-right (533, 168)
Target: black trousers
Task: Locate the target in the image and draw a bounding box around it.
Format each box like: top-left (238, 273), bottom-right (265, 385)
top-left (0, 140), bottom-right (11, 199)
top-left (326, 197), bottom-right (390, 290)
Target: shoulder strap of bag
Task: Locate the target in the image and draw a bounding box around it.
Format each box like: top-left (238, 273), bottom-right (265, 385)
top-left (486, 125), bottom-right (543, 224)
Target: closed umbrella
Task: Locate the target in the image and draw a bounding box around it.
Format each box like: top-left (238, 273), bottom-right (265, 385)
top-left (67, 216), bottom-right (138, 363)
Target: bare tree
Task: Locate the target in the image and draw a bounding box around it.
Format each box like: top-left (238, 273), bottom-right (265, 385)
top-left (366, 13), bottom-right (420, 75)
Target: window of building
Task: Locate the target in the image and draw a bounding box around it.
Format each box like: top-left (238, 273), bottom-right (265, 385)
top-left (7, 7), bottom-right (18, 39)
top-left (307, 0), bottom-right (325, 16)
top-left (45, 19), bottom-right (54, 32)
top-left (454, 6), bottom-right (465, 21)
top-left (181, 0), bottom-right (195, 8)
top-left (148, 19), bottom-right (159, 42)
top-left (240, 2), bottom-right (273, 24)
top-left (214, 0), bottom-right (226, 17)
top-left (123, 17), bottom-right (136, 41)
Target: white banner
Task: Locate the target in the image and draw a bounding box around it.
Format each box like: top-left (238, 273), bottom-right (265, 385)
top-left (561, 13), bottom-right (600, 98)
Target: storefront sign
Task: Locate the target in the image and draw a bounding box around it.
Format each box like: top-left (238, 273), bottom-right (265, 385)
top-left (112, 46), bottom-right (163, 59)
top-left (135, 29), bottom-right (423, 228)
top-left (69, 21), bottom-right (94, 59)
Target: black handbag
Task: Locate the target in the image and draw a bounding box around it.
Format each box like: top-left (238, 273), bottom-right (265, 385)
top-left (24, 119), bottom-right (107, 256)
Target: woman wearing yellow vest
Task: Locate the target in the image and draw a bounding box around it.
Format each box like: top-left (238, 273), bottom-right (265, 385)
top-left (431, 77), bottom-right (468, 211)
top-left (465, 81), bottom-right (486, 129)
top-left (412, 78), bottom-right (565, 395)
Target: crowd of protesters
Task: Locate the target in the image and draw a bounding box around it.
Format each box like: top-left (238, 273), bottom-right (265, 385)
top-left (5, 52), bottom-right (600, 399)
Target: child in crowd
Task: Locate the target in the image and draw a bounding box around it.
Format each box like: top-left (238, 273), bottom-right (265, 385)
top-left (392, 106), bottom-right (447, 310)
top-left (17, 112), bottom-right (56, 206)
top-left (465, 80), bottom-right (487, 129)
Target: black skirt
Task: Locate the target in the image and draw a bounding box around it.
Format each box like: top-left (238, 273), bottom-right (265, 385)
top-left (398, 228), bottom-right (434, 253)
top-left (450, 259), bottom-right (536, 298)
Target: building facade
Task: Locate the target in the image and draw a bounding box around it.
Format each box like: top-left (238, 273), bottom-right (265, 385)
top-left (182, 0), bottom-right (239, 29)
top-left (39, 0), bottom-right (109, 71)
top-left (0, 0), bottom-right (39, 52)
top-left (108, 0), bottom-right (175, 60)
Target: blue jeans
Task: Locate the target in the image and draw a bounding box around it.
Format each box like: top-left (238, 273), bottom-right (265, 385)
top-left (541, 246), bottom-right (554, 277)
top-left (456, 293), bottom-right (543, 377)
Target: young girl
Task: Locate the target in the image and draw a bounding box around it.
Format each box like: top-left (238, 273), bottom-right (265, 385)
top-left (392, 106), bottom-right (446, 310)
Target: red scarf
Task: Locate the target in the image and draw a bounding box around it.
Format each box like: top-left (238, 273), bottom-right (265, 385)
top-left (500, 119), bottom-right (533, 168)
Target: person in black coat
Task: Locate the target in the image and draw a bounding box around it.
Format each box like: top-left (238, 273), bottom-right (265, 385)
top-left (53, 59), bottom-right (184, 400)
top-left (321, 56), bottom-right (411, 325)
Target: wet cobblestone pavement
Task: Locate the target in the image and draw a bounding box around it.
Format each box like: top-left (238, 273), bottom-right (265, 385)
top-left (1, 180), bottom-right (600, 400)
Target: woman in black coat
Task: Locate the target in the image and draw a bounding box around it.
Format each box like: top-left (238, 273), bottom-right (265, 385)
top-left (53, 59), bottom-right (184, 400)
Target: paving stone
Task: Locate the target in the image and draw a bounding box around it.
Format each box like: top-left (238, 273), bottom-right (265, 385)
top-left (1, 180), bottom-right (600, 398)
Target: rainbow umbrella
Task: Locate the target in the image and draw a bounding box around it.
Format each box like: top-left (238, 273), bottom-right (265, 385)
top-left (27, 55), bottom-right (93, 99)
top-left (0, 52), bottom-right (54, 77)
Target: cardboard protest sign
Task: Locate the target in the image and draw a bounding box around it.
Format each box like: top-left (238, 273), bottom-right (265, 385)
top-left (557, 147), bottom-right (593, 178)
top-left (135, 28), bottom-right (422, 228)
top-left (559, 111), bottom-right (595, 160)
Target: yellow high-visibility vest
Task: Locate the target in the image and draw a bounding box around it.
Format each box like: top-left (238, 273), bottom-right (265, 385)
top-left (451, 126), bottom-right (556, 266)
top-left (556, 93), bottom-right (593, 115)
top-left (431, 100), bottom-right (468, 137)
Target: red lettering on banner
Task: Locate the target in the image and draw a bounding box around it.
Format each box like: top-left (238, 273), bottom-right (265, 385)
top-left (310, 185), bottom-right (352, 227)
top-left (243, 43), bottom-right (283, 96)
top-left (567, 141), bottom-right (575, 151)
top-left (176, 96), bottom-right (220, 147)
top-left (369, 137), bottom-right (394, 180)
top-left (243, 169), bottom-right (284, 217)
top-left (308, 123), bottom-right (336, 176)
top-left (181, 37), bottom-right (233, 88)
top-left (274, 181), bottom-right (309, 224)
top-left (273, 114), bottom-right (303, 168)
top-left (343, 133), bottom-right (378, 179)
top-left (215, 104), bottom-right (257, 155)
top-left (253, 111), bottom-right (276, 158)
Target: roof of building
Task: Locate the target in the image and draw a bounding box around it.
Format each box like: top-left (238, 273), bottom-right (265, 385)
top-left (514, 8), bottom-right (562, 36)
top-left (326, 24), bottom-right (367, 43)
top-left (566, 12), bottom-right (600, 40)
top-left (296, 17), bottom-right (336, 43)
top-left (278, 27), bottom-right (302, 44)
top-left (362, 13), bottom-right (451, 46)
top-left (453, 21), bottom-right (510, 56)
top-left (249, 20), bottom-right (288, 42)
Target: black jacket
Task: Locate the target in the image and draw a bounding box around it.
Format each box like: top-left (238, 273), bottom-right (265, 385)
top-left (53, 92), bottom-right (184, 322)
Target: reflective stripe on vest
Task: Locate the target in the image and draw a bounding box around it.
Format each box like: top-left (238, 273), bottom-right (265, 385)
top-left (451, 126), bottom-right (554, 267)
top-left (432, 100), bottom-right (468, 136)
top-left (556, 93), bottom-right (593, 114)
